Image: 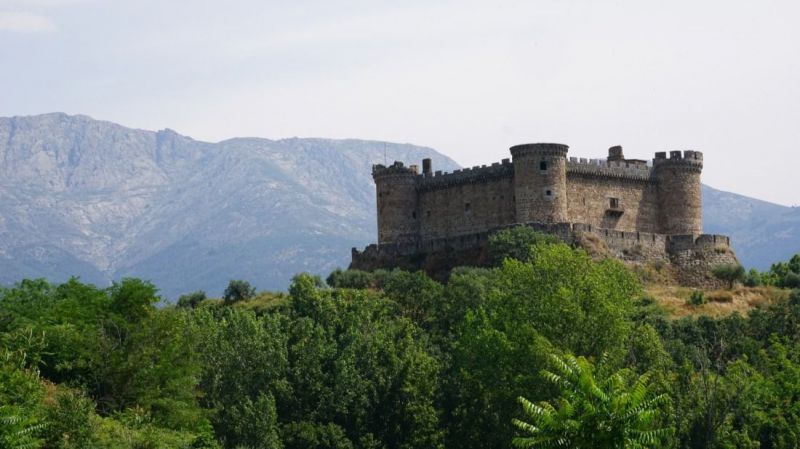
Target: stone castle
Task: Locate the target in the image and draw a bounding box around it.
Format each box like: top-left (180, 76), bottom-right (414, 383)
top-left (351, 143), bottom-right (739, 287)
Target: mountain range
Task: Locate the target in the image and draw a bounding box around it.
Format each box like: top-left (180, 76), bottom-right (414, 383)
top-left (0, 113), bottom-right (797, 298)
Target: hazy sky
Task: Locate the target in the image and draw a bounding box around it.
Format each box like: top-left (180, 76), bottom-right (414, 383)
top-left (1, 0), bottom-right (798, 205)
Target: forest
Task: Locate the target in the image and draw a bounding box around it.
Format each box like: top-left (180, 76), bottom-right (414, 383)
top-left (2, 227), bottom-right (800, 449)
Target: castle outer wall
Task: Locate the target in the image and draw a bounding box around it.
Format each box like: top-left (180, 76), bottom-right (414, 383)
top-left (355, 143), bottom-right (735, 288)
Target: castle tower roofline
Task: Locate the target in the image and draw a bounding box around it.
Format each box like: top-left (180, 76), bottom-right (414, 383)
top-left (510, 143), bottom-right (569, 157)
top-left (652, 150), bottom-right (703, 173)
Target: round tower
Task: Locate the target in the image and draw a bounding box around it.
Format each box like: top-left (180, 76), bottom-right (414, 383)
top-left (510, 143), bottom-right (569, 224)
top-left (653, 150), bottom-right (703, 235)
top-left (372, 161), bottom-right (420, 245)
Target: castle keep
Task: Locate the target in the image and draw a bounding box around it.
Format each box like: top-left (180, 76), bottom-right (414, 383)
top-left (351, 143), bottom-right (738, 287)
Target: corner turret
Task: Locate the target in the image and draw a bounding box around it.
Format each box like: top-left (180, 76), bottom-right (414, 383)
top-left (373, 161), bottom-right (420, 245)
top-left (653, 150), bottom-right (703, 234)
top-left (510, 143), bottom-right (569, 224)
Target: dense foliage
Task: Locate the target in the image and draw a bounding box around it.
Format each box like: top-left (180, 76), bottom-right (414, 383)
top-left (513, 354), bottom-right (668, 449)
top-left (2, 244), bottom-right (800, 448)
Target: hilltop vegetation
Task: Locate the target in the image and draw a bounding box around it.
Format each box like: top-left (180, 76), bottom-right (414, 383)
top-left (2, 230), bottom-right (800, 448)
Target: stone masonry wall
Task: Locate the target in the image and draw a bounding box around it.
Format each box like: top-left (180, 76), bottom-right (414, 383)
top-left (566, 174), bottom-right (660, 233)
top-left (418, 176), bottom-right (514, 240)
top-left (667, 234), bottom-right (738, 288)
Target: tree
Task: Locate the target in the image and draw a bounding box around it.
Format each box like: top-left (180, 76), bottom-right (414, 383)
top-left (512, 353), bottom-right (669, 449)
top-left (448, 244), bottom-right (639, 449)
top-left (488, 226), bottom-right (558, 264)
top-left (223, 280), bottom-right (256, 304)
top-left (177, 291), bottom-right (207, 309)
top-left (743, 268), bottom-right (762, 287)
top-left (108, 278), bottom-right (159, 323)
top-left (712, 264), bottom-right (746, 290)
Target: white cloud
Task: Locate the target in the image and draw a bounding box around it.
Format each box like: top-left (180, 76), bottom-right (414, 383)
top-left (0, 10), bottom-right (54, 32)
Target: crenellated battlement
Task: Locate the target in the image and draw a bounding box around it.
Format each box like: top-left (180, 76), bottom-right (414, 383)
top-left (417, 159), bottom-right (513, 191)
top-left (652, 150), bottom-right (704, 172)
top-left (566, 157), bottom-right (653, 182)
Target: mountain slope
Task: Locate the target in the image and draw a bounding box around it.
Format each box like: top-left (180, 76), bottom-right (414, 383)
top-left (0, 113), bottom-right (458, 298)
top-left (702, 184), bottom-right (800, 270)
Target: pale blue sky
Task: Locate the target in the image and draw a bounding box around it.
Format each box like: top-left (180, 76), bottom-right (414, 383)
top-left (1, 0), bottom-right (798, 205)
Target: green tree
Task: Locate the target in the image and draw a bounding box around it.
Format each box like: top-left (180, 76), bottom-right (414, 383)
top-left (743, 268), bottom-right (762, 287)
top-left (712, 264), bottom-right (746, 290)
top-left (512, 353), bottom-right (669, 449)
top-left (177, 291), bottom-right (207, 309)
top-left (448, 243), bottom-right (639, 449)
top-left (223, 280), bottom-right (256, 305)
top-left (488, 226), bottom-right (558, 265)
top-left (108, 278), bottom-right (159, 323)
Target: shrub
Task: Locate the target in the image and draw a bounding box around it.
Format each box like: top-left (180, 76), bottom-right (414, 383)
top-left (43, 389), bottom-right (97, 448)
top-left (326, 269), bottom-right (374, 289)
top-left (784, 272), bottom-right (800, 289)
top-left (688, 290), bottom-right (706, 306)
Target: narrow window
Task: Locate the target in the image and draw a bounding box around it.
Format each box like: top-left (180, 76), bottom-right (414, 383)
top-left (610, 198), bottom-right (620, 209)
top-left (545, 190), bottom-right (552, 197)
top-left (539, 160), bottom-right (548, 171)
top-left (426, 210), bottom-right (431, 218)
top-left (412, 211), bottom-right (417, 219)
top-left (464, 202), bottom-right (471, 212)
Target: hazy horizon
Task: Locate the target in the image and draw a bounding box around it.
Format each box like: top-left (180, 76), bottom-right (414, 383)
top-left (2, 0), bottom-right (798, 206)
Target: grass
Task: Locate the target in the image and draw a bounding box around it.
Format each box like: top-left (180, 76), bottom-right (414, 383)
top-left (645, 285), bottom-right (790, 319)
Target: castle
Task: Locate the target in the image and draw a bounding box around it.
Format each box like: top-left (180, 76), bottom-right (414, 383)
top-left (351, 143), bottom-right (739, 287)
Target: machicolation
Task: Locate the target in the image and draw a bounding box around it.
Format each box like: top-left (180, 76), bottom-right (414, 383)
top-left (351, 143), bottom-right (738, 288)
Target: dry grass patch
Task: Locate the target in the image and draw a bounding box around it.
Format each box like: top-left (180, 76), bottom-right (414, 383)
top-left (575, 232), bottom-right (610, 261)
top-left (645, 285), bottom-right (790, 319)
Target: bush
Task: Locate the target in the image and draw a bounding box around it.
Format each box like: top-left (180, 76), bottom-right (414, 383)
top-left (326, 269), bottom-right (374, 289)
top-left (688, 290), bottom-right (706, 306)
top-left (43, 389), bottom-right (97, 448)
top-left (784, 272), bottom-right (800, 289)
top-left (223, 280), bottom-right (256, 305)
